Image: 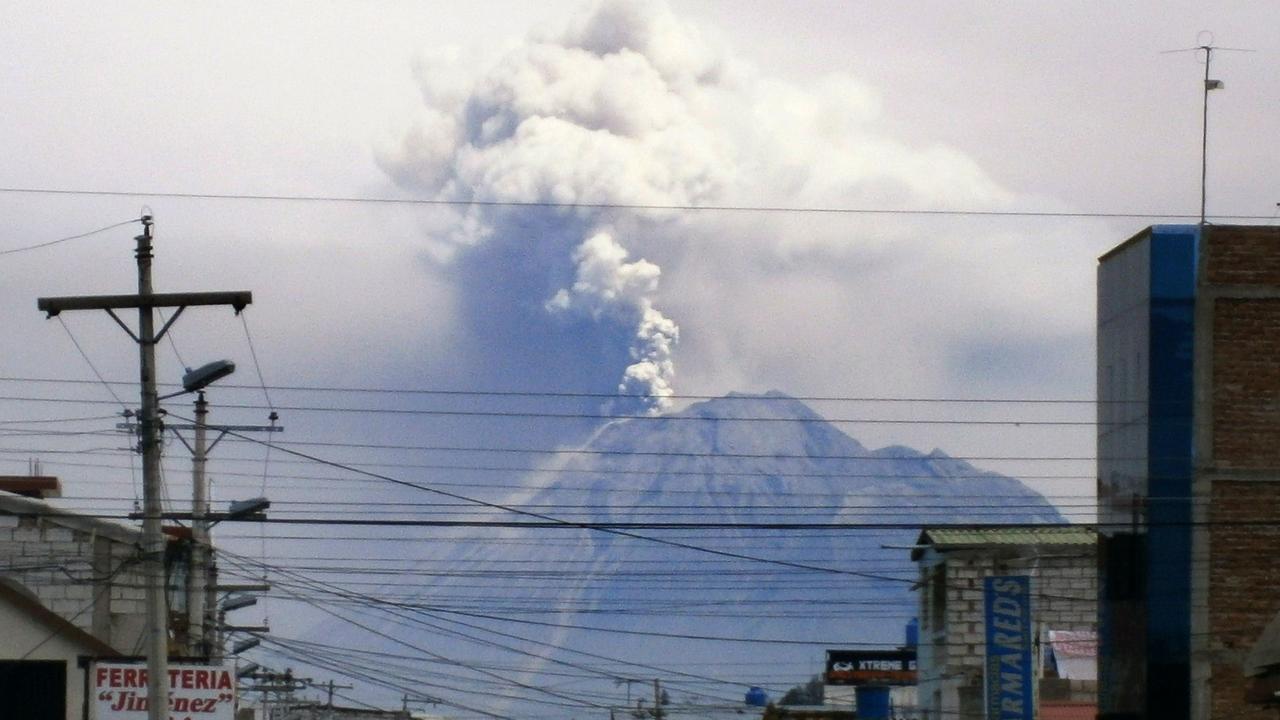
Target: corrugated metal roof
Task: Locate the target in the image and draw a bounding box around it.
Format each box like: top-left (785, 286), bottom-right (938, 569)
top-left (917, 525), bottom-right (1096, 553)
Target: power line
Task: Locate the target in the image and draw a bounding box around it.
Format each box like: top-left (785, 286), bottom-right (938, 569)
top-left (11, 507), bottom-right (1275, 531)
top-left (0, 217), bottom-right (140, 256)
top-left (53, 319), bottom-right (130, 412)
top-left (0, 431), bottom-right (1110, 462)
top-left (18, 455), bottom-right (1102, 486)
top-left (0, 375), bottom-right (1139, 404)
top-left (4, 185), bottom-right (1275, 220)
top-left (224, 550), bottom-right (761, 704)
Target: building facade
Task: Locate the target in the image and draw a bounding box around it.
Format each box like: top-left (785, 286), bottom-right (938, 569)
top-left (912, 526), bottom-right (1098, 720)
top-left (0, 477), bottom-right (204, 717)
top-left (0, 579), bottom-right (119, 720)
top-left (1096, 224), bottom-right (1280, 720)
top-left (0, 486), bottom-right (150, 652)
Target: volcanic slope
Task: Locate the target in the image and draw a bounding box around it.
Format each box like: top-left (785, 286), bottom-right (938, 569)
top-left (301, 392), bottom-right (1065, 710)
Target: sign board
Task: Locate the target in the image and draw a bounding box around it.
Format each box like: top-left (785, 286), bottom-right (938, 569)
top-left (824, 649), bottom-right (917, 686)
top-left (984, 576), bottom-right (1033, 720)
top-left (91, 662), bottom-right (236, 720)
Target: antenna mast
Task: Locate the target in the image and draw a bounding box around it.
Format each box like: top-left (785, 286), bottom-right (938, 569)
top-left (1199, 40), bottom-right (1222, 227)
top-left (1167, 32), bottom-right (1252, 227)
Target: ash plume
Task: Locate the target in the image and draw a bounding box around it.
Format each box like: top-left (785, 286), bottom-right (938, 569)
top-left (379, 0), bottom-right (1031, 410)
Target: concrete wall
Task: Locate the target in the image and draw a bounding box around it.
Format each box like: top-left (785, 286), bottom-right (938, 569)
top-left (0, 505), bottom-right (147, 653)
top-left (916, 546), bottom-right (1097, 720)
top-left (0, 593), bottom-right (93, 720)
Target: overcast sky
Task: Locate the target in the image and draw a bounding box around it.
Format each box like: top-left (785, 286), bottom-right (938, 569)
top-left (3, 0), bottom-right (1279, 495)
top-left (3, 0), bottom-right (1277, 501)
top-left (2, 0), bottom-right (1277, 710)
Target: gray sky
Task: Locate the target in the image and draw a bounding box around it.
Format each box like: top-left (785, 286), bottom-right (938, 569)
top-left (3, 0), bottom-right (1278, 497)
top-left (1, 2), bottom-right (1278, 704)
top-left (2, 0), bottom-right (1276, 512)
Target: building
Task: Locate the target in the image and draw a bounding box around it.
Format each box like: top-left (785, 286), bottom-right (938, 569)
top-left (0, 479), bottom-right (151, 652)
top-left (1244, 611), bottom-right (1280, 709)
top-left (0, 577), bottom-right (119, 720)
top-left (1096, 224), bottom-right (1280, 720)
top-left (911, 525), bottom-right (1098, 720)
top-left (0, 476), bottom-right (202, 717)
top-left (264, 705), bottom-right (412, 720)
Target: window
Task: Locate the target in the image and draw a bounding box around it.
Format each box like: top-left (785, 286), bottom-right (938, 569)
top-left (0, 660), bottom-right (66, 720)
top-left (929, 565), bottom-right (947, 632)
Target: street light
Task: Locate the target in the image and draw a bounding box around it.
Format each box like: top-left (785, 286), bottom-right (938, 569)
top-left (221, 594), bottom-right (258, 613)
top-left (183, 360), bottom-right (236, 659)
top-left (182, 360), bottom-right (236, 394)
top-left (147, 359), bottom-right (278, 658)
top-left (232, 637), bottom-right (261, 655)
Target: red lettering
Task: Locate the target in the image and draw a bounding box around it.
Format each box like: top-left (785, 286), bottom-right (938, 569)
top-left (123, 668), bottom-right (138, 688)
top-left (96, 667), bottom-right (108, 687)
top-left (182, 669), bottom-right (195, 688)
top-left (195, 670), bottom-right (210, 689)
top-left (216, 672), bottom-right (232, 690)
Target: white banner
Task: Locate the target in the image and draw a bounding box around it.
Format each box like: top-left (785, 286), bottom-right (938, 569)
top-left (91, 663), bottom-right (236, 720)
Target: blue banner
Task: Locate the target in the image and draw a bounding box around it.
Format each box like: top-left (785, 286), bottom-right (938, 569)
top-left (985, 575), bottom-right (1033, 720)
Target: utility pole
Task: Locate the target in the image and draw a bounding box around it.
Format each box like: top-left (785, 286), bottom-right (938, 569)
top-left (38, 216), bottom-right (252, 720)
top-left (136, 217), bottom-right (167, 720)
top-left (157, 388), bottom-right (279, 658)
top-left (324, 680), bottom-right (351, 707)
top-left (652, 679), bottom-right (663, 720)
top-left (192, 391), bottom-right (210, 657)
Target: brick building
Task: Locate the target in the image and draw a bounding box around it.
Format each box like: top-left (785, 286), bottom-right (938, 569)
top-left (0, 477), bottom-right (199, 717)
top-left (0, 481), bottom-right (150, 651)
top-left (1096, 224), bottom-right (1280, 720)
top-left (911, 525), bottom-right (1098, 720)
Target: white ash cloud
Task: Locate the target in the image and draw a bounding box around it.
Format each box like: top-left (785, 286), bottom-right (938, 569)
top-left (379, 0), bottom-right (1037, 411)
top-left (546, 232), bottom-right (678, 408)
top-left (379, 0), bottom-right (739, 409)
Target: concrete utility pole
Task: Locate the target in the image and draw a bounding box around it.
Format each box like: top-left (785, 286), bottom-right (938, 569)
top-left (192, 391), bottom-right (210, 657)
top-left (159, 389), bottom-right (280, 658)
top-left (38, 216), bottom-right (252, 720)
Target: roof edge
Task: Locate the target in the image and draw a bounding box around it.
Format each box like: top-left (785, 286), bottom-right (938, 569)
top-left (0, 492), bottom-right (140, 545)
top-left (0, 578), bottom-right (120, 656)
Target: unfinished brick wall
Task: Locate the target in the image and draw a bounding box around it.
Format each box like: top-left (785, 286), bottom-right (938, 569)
top-left (1201, 225), bottom-right (1280, 720)
top-left (1208, 482), bottom-right (1280, 720)
top-left (917, 546), bottom-right (1097, 720)
top-left (1212, 298), bottom-right (1280, 468)
top-left (0, 512), bottom-right (146, 652)
top-left (940, 552), bottom-right (1098, 675)
top-left (1204, 226), bottom-right (1280, 286)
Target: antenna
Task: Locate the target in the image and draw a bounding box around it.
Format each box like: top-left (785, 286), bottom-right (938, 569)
top-left (1162, 32), bottom-right (1254, 227)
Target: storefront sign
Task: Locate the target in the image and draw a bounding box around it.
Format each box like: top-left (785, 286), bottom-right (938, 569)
top-left (825, 649), bottom-right (917, 686)
top-left (91, 663), bottom-right (235, 720)
top-left (984, 576), bottom-right (1033, 720)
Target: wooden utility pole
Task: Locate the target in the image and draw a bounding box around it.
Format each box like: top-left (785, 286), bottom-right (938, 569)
top-left (38, 216), bottom-right (252, 720)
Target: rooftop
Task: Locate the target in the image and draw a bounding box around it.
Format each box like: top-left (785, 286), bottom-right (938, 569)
top-left (912, 525), bottom-right (1096, 560)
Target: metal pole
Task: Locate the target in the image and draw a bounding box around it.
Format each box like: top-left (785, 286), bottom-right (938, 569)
top-left (189, 391), bottom-right (209, 656)
top-left (1200, 45), bottom-right (1212, 227)
top-left (136, 216), bottom-right (169, 720)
